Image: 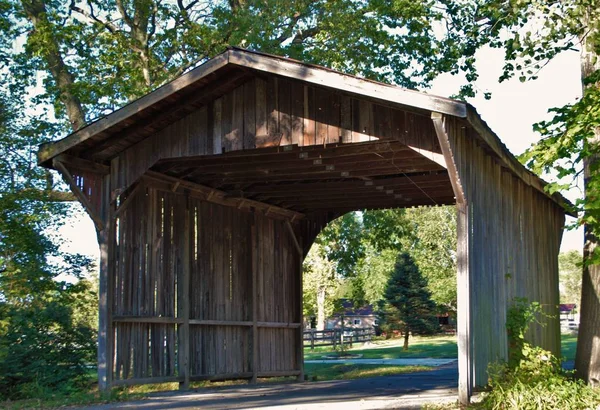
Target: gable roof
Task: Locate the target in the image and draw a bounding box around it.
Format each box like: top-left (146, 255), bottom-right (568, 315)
top-left (38, 47), bottom-right (466, 166)
top-left (37, 47), bottom-right (574, 216)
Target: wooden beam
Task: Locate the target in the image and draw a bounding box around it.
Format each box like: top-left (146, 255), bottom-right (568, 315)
top-left (157, 140), bottom-right (410, 172)
top-left (143, 171), bottom-right (304, 222)
top-left (113, 316), bottom-right (184, 324)
top-left (179, 196), bottom-right (191, 390)
top-left (456, 201), bottom-right (472, 405)
top-left (38, 53), bottom-right (229, 165)
top-left (432, 112), bottom-right (465, 204)
top-left (114, 181), bottom-right (144, 219)
top-left (256, 321), bottom-right (301, 328)
top-left (251, 222), bottom-right (258, 383)
top-left (97, 174), bottom-right (112, 391)
top-left (285, 221), bottom-right (302, 256)
top-left (53, 159), bottom-right (104, 231)
top-left (54, 154), bottom-right (109, 174)
top-left (228, 48), bottom-right (467, 118)
top-left (188, 319), bottom-right (252, 327)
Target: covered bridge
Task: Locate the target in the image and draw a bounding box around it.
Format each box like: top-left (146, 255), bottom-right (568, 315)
top-left (38, 48), bottom-right (571, 403)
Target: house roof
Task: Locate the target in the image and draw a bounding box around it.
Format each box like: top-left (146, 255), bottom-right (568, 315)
top-left (37, 47), bottom-right (574, 216)
top-left (559, 304), bottom-right (577, 312)
top-left (336, 299), bottom-right (375, 317)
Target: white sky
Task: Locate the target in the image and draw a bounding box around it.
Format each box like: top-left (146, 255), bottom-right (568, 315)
top-left (58, 46), bottom-right (584, 265)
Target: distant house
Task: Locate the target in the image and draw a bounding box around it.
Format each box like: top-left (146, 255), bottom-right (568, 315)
top-left (326, 299), bottom-right (378, 330)
top-left (560, 303), bottom-right (577, 319)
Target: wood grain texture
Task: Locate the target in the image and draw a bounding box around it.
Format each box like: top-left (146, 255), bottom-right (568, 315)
top-left (437, 115), bottom-right (564, 404)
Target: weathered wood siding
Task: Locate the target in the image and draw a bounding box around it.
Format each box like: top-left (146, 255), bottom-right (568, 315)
top-left (111, 77), bottom-right (442, 194)
top-left (109, 183), bottom-right (302, 383)
top-left (440, 115), bottom-right (564, 389)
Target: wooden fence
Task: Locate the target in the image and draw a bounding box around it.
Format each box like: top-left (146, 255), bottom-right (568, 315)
top-left (303, 328), bottom-right (374, 350)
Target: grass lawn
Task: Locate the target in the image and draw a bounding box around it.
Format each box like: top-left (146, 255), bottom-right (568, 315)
top-left (305, 333), bottom-right (578, 362)
top-left (304, 335), bottom-right (458, 360)
top-left (561, 333), bottom-right (577, 361)
top-left (303, 363), bottom-right (433, 381)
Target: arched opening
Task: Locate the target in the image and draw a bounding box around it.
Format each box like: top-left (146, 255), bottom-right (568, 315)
top-left (40, 48), bottom-right (569, 403)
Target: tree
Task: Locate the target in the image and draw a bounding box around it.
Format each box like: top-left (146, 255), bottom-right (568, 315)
top-left (559, 251), bottom-right (583, 306)
top-left (0, 76), bottom-right (96, 400)
top-left (380, 252), bottom-right (438, 350)
top-left (302, 243), bottom-right (340, 330)
top-left (449, 0), bottom-right (600, 386)
top-left (405, 206), bottom-right (457, 315)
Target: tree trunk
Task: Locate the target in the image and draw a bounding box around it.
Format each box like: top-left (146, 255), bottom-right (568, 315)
top-left (403, 326), bottom-right (409, 350)
top-left (21, 0), bottom-right (86, 131)
top-left (316, 286), bottom-right (326, 331)
top-left (575, 9), bottom-right (600, 387)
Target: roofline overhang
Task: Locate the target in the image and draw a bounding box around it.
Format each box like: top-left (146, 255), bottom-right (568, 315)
top-left (36, 47), bottom-right (575, 217)
top-left (37, 48), bottom-right (467, 167)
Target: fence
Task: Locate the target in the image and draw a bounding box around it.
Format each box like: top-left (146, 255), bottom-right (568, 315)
top-left (303, 327), bottom-right (374, 350)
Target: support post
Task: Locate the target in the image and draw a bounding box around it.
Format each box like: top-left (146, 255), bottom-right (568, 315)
top-left (98, 173), bottom-right (113, 391)
top-left (53, 159), bottom-right (105, 231)
top-left (457, 203), bottom-right (472, 405)
top-left (179, 195), bottom-right (191, 390)
top-left (251, 222), bottom-right (259, 383)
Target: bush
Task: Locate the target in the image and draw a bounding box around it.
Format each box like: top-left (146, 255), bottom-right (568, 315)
top-left (476, 299), bottom-right (600, 410)
top-left (0, 281), bottom-right (97, 401)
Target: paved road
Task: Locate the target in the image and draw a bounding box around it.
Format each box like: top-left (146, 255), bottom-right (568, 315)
top-left (304, 358), bottom-right (456, 366)
top-left (85, 363), bottom-right (458, 410)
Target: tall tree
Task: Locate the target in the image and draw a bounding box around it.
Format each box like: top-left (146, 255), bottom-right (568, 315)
top-left (456, 0), bottom-right (600, 386)
top-left (405, 206), bottom-right (457, 314)
top-left (380, 252), bottom-right (438, 350)
top-left (302, 243), bottom-right (340, 330)
top-left (559, 251), bottom-right (583, 306)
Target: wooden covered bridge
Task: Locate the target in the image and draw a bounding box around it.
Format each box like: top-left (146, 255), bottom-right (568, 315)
top-left (38, 48), bottom-right (571, 403)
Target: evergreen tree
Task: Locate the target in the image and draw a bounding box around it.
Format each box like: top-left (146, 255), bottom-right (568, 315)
top-left (381, 252), bottom-right (438, 350)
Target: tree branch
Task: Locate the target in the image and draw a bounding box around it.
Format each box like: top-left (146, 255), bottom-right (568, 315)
top-left (69, 0), bottom-right (118, 33)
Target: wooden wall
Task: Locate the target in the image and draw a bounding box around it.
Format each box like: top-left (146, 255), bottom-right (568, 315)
top-left (108, 183), bottom-right (302, 384)
top-left (439, 115), bottom-right (564, 394)
top-left (111, 76), bottom-right (443, 194)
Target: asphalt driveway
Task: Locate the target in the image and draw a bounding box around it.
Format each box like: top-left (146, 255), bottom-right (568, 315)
top-left (84, 362), bottom-right (458, 410)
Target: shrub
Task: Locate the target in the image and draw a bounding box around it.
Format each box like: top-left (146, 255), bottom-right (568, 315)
top-left (476, 299), bottom-right (600, 410)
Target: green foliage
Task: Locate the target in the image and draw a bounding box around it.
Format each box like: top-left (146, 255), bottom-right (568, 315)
top-left (505, 298), bottom-right (544, 367)
top-left (0, 69), bottom-right (97, 401)
top-left (405, 207), bottom-right (457, 314)
top-left (378, 253), bottom-right (439, 348)
top-left (479, 347), bottom-right (600, 410)
top-left (317, 207), bottom-right (456, 314)
top-left (302, 243), bottom-right (340, 328)
top-left (476, 299), bottom-right (600, 410)
top-left (559, 251), bottom-right (583, 306)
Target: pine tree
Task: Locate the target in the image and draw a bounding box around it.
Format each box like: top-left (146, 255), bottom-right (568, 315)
top-left (381, 252), bottom-right (438, 350)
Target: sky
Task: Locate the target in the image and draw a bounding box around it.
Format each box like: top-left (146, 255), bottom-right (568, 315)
top-left (58, 46), bottom-right (584, 264)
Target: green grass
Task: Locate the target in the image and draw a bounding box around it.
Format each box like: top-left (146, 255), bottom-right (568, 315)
top-left (304, 363), bottom-right (433, 381)
top-left (561, 332), bottom-right (577, 361)
top-left (304, 335), bottom-right (458, 360)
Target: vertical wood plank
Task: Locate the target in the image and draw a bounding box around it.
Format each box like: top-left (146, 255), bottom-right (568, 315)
top-left (315, 88), bottom-right (327, 145)
top-left (266, 77), bottom-right (280, 147)
top-left (231, 86), bottom-right (244, 151)
top-left (98, 173), bottom-right (113, 390)
top-left (303, 86), bottom-right (316, 146)
top-left (278, 78), bottom-right (292, 146)
top-left (244, 80), bottom-right (256, 150)
top-left (291, 81), bottom-right (304, 145)
top-left (179, 195), bottom-right (191, 389)
top-left (340, 96), bottom-right (352, 143)
top-left (327, 92), bottom-right (340, 144)
top-left (213, 98), bottom-right (222, 154)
